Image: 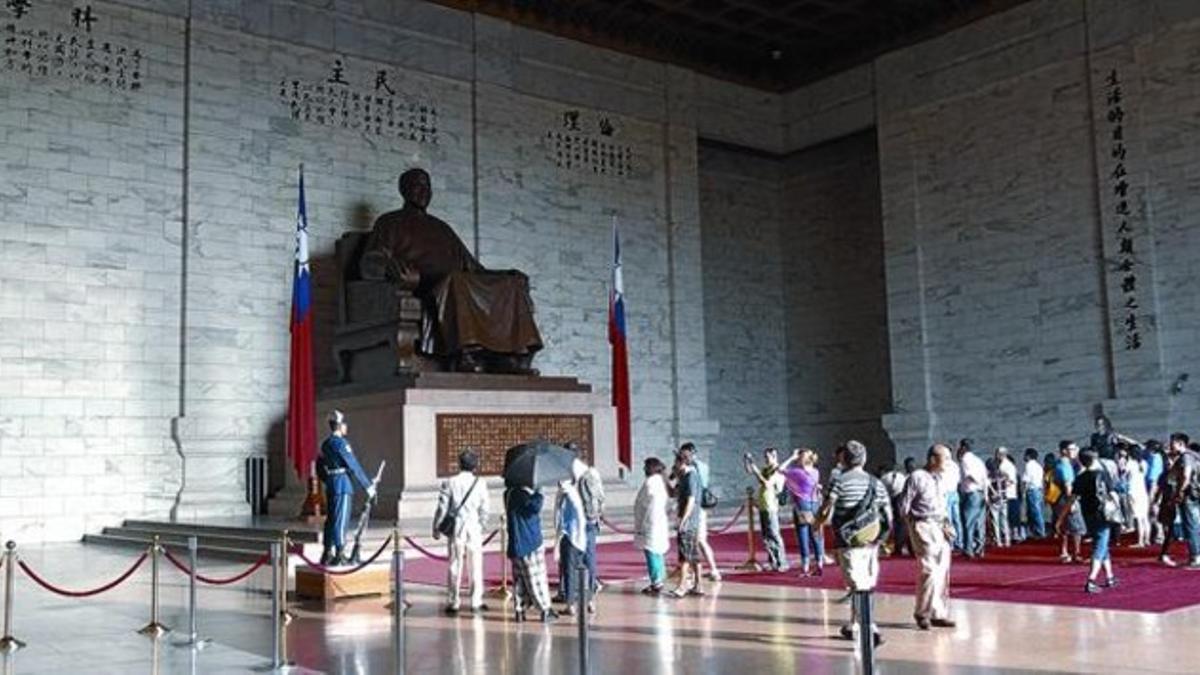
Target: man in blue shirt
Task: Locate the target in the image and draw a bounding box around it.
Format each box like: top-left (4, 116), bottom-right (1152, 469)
top-left (318, 410), bottom-right (376, 565)
top-left (680, 443), bottom-right (721, 581)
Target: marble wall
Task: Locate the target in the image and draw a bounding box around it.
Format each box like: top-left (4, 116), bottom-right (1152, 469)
top-left (780, 132), bottom-right (892, 469)
top-left (697, 143), bottom-right (788, 490)
top-left (0, 0), bottom-right (733, 541)
top-left (9, 0), bottom-right (1200, 541)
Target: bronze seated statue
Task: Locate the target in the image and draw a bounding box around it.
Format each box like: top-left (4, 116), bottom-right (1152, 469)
top-left (332, 168), bottom-right (543, 381)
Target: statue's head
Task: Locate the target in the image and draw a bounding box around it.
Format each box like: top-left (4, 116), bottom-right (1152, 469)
top-left (399, 168), bottom-right (432, 210)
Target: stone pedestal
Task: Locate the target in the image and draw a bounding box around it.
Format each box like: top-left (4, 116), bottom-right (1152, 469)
top-left (295, 564), bottom-right (391, 600)
top-left (313, 373), bottom-right (619, 521)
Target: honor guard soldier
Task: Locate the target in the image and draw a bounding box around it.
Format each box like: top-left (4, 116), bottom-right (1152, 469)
top-left (318, 410), bottom-right (377, 565)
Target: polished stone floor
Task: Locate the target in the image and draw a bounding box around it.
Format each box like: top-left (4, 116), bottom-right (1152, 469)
top-left (0, 542), bottom-right (1196, 674)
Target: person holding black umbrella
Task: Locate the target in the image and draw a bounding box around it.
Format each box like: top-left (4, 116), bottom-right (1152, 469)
top-left (506, 484), bottom-right (558, 622)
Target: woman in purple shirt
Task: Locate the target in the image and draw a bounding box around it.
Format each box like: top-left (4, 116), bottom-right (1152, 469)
top-left (785, 448), bottom-right (825, 576)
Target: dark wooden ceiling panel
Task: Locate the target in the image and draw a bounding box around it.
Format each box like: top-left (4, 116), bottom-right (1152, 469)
top-left (428, 0), bottom-right (1032, 90)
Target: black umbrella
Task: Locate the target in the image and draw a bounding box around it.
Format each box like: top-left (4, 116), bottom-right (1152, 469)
top-left (503, 440), bottom-right (578, 489)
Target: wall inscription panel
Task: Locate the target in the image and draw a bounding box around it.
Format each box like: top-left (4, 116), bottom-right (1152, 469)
top-left (435, 414), bottom-right (594, 477)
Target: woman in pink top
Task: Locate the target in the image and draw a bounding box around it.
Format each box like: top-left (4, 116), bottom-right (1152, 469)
top-left (785, 448), bottom-right (825, 576)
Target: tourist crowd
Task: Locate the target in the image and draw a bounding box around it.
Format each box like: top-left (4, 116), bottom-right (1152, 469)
top-left (425, 415), bottom-right (1200, 643)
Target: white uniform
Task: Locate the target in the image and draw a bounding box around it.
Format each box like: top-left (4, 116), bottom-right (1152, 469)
top-left (434, 471), bottom-right (490, 610)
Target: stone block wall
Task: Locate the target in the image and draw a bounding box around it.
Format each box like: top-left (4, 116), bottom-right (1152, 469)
top-left (780, 131), bottom-right (892, 470)
top-left (0, 0), bottom-right (734, 541)
top-left (0, 3), bottom-right (185, 539)
top-left (697, 143), bottom-right (788, 490)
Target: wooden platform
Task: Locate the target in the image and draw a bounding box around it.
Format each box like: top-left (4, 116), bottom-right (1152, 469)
top-left (295, 564), bottom-right (392, 601)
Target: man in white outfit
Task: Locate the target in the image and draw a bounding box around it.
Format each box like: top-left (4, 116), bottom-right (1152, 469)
top-left (902, 444), bottom-right (957, 630)
top-left (433, 449), bottom-right (490, 615)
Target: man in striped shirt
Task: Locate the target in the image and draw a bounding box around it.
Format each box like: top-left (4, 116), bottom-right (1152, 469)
top-left (818, 440), bottom-right (892, 646)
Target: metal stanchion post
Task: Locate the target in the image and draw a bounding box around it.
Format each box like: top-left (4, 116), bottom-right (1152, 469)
top-left (576, 563), bottom-right (589, 675)
top-left (0, 541), bottom-right (25, 653)
top-left (855, 591), bottom-right (876, 675)
top-left (393, 528), bottom-right (406, 674)
top-left (174, 536), bottom-right (210, 649)
top-left (260, 542), bottom-right (294, 672)
top-left (736, 490), bottom-right (762, 571)
top-left (138, 535), bottom-right (170, 638)
top-left (270, 542), bottom-right (281, 669)
top-left (385, 526), bottom-right (411, 613)
top-left (279, 530), bottom-right (293, 625)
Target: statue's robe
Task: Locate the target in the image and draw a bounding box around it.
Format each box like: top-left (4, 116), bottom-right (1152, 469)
top-left (362, 207), bottom-right (543, 359)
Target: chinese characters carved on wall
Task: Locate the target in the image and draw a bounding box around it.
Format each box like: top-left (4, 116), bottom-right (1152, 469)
top-left (3, 3), bottom-right (143, 92)
top-left (278, 58), bottom-right (439, 145)
top-left (1105, 69), bottom-right (1141, 351)
top-left (545, 109), bottom-right (634, 178)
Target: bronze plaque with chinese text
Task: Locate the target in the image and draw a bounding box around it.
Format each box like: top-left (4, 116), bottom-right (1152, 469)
top-left (435, 414), bottom-right (594, 477)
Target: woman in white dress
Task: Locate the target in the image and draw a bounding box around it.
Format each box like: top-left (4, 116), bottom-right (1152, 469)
top-left (634, 456), bottom-right (671, 594)
top-left (1120, 447), bottom-right (1151, 547)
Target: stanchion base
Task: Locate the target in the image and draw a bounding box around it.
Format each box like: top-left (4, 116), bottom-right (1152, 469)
top-left (137, 622), bottom-right (171, 639)
top-left (171, 636), bottom-right (212, 650)
top-left (0, 636), bottom-right (26, 653)
top-left (735, 561), bottom-right (763, 572)
top-left (485, 585), bottom-right (512, 600)
top-left (383, 600), bottom-right (413, 613)
top-left (253, 660), bottom-right (297, 672)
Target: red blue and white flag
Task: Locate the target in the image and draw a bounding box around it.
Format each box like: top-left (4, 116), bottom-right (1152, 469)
top-left (286, 166), bottom-right (316, 479)
top-left (608, 217), bottom-right (632, 470)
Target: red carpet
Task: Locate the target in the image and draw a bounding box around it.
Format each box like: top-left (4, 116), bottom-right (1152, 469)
top-left (400, 532), bottom-right (1200, 613)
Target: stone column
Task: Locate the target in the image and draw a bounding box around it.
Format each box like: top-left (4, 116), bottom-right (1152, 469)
top-left (875, 83), bottom-right (937, 463)
top-left (662, 66), bottom-right (720, 455)
top-left (1085, 3), bottom-right (1170, 437)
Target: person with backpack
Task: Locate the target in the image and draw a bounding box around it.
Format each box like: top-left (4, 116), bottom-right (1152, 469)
top-left (901, 444), bottom-right (957, 630)
top-left (679, 443), bottom-right (722, 581)
top-left (1056, 448), bottom-right (1123, 592)
top-left (566, 445), bottom-right (605, 610)
top-left (1052, 441), bottom-right (1086, 563)
top-left (744, 447), bottom-right (800, 572)
top-left (432, 448), bottom-right (490, 615)
top-left (554, 467), bottom-right (588, 615)
top-left (817, 440), bottom-right (892, 646)
top-left (1166, 432), bottom-right (1200, 568)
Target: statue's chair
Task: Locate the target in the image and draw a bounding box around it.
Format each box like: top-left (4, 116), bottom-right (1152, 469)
top-left (332, 232), bottom-right (425, 382)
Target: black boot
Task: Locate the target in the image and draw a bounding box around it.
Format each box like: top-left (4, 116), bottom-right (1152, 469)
top-left (320, 547), bottom-right (335, 566)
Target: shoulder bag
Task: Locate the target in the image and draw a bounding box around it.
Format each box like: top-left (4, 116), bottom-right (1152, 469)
top-left (437, 477), bottom-right (480, 538)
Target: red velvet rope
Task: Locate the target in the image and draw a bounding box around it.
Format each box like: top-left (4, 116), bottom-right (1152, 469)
top-left (18, 553), bottom-right (148, 598)
top-left (401, 529), bottom-right (500, 561)
top-left (163, 549), bottom-right (271, 585)
top-left (403, 536), bottom-right (449, 561)
top-left (601, 503), bottom-right (748, 536)
top-left (711, 503), bottom-right (748, 534)
top-left (291, 535), bottom-right (393, 575)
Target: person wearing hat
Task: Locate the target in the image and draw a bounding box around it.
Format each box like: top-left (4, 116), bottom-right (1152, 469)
top-left (318, 410), bottom-right (377, 565)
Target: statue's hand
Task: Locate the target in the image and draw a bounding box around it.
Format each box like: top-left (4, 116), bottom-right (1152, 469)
top-left (391, 258), bottom-right (421, 289)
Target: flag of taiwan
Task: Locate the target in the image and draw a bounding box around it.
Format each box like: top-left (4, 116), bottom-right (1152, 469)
top-left (609, 219), bottom-right (632, 470)
top-left (286, 167), bottom-right (316, 479)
